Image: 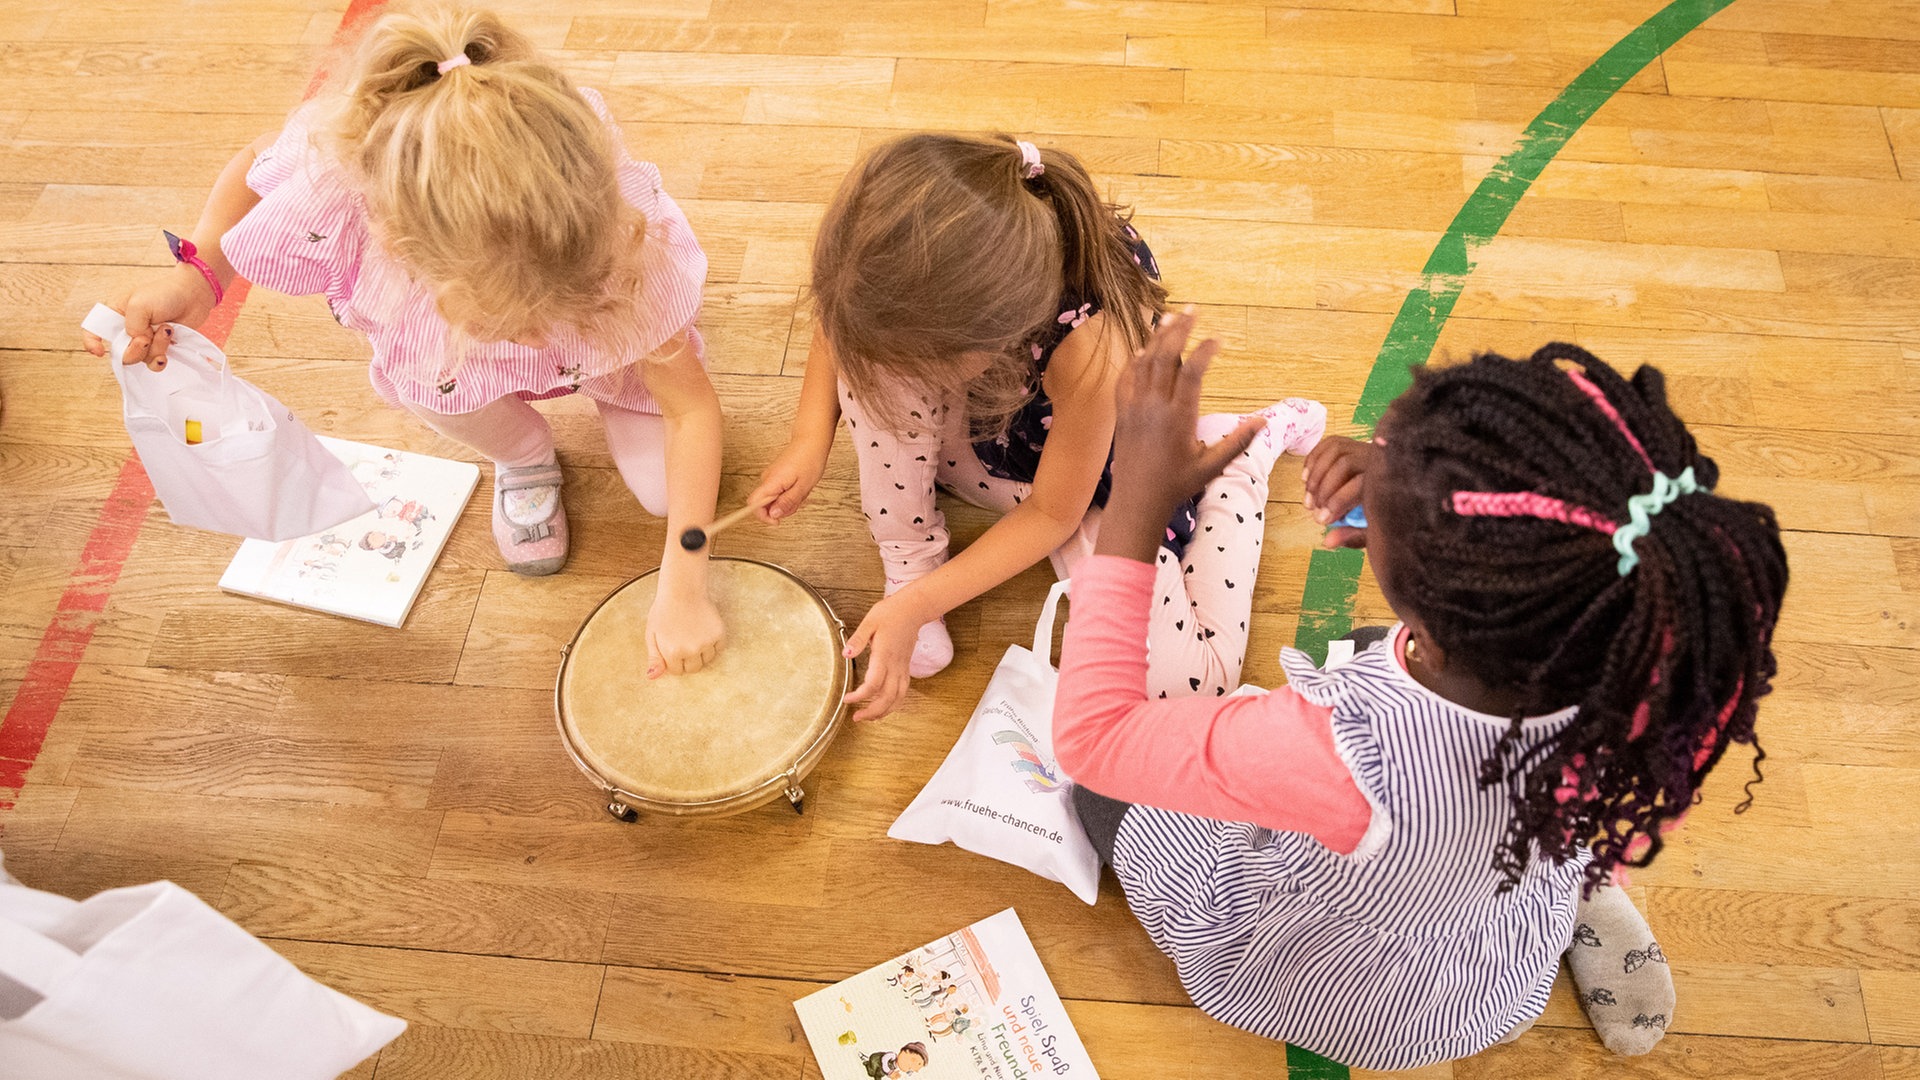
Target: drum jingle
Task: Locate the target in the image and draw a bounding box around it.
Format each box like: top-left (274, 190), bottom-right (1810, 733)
top-left (555, 558), bottom-right (852, 821)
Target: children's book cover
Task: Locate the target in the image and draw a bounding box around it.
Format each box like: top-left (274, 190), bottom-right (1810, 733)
top-left (219, 436), bottom-right (478, 628)
top-left (794, 908), bottom-right (1097, 1080)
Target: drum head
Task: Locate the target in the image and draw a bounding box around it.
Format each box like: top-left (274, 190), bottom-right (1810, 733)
top-left (558, 559), bottom-right (844, 807)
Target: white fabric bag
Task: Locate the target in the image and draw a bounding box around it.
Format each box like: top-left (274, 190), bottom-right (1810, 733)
top-left (84, 303), bottom-right (372, 541)
top-left (0, 875), bottom-right (404, 1080)
top-left (889, 580), bottom-right (1102, 904)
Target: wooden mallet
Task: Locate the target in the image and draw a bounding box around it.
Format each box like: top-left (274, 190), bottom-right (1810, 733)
top-left (679, 497), bottom-right (771, 552)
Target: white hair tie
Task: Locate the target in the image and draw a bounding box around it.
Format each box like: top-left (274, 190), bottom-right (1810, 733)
top-left (437, 53), bottom-right (472, 75)
top-left (1016, 140), bottom-right (1044, 180)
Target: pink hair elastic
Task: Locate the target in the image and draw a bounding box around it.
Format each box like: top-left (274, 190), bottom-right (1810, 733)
top-left (1016, 140), bottom-right (1044, 180)
top-left (437, 53), bottom-right (471, 74)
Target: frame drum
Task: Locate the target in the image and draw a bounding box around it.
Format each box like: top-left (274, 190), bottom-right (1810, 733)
top-left (556, 558), bottom-right (850, 820)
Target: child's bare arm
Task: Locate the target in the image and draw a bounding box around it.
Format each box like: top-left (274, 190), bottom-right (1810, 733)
top-left (81, 131), bottom-right (276, 368)
top-left (751, 326), bottom-right (843, 522)
top-left (840, 319), bottom-right (1119, 722)
top-left (644, 334), bottom-right (726, 677)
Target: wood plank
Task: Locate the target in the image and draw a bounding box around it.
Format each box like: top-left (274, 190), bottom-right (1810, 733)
top-left (600, 839), bottom-right (1191, 1004)
top-left (1066, 998), bottom-right (1295, 1078)
top-left (1454, 1028), bottom-right (1886, 1079)
top-left (569, 16), bottom-right (1126, 66)
top-left (426, 809), bottom-right (831, 906)
top-left (0, 44), bottom-right (318, 114)
top-left (0, 784), bottom-right (77, 853)
top-left (1664, 59), bottom-right (1920, 110)
top-left (0, 850), bottom-right (233, 906)
top-left (366, 1025), bottom-right (801, 1080)
top-left (1532, 960), bottom-right (1870, 1043)
top-left (592, 967), bottom-right (815, 1062)
top-left (1646, 887), bottom-right (1920, 971)
top-left (1886, 1047), bottom-right (1920, 1079)
top-left (1863, 970), bottom-right (1920, 1045)
top-left (985, 0), bottom-right (1269, 39)
top-left (220, 865), bottom-right (615, 964)
top-left (56, 789), bottom-right (443, 877)
top-left (269, 940), bottom-right (604, 1038)
top-left (1889, 107), bottom-right (1920, 180)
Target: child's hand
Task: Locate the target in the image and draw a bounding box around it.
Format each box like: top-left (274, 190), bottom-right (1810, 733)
top-left (80, 265), bottom-right (219, 370)
top-left (1100, 309), bottom-right (1262, 561)
top-left (1302, 435), bottom-right (1378, 549)
top-left (646, 591), bottom-right (726, 678)
top-left (750, 439), bottom-right (829, 523)
top-left (839, 593), bottom-right (925, 722)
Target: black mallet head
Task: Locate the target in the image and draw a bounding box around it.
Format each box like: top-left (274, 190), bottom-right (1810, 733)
top-left (679, 527), bottom-right (708, 551)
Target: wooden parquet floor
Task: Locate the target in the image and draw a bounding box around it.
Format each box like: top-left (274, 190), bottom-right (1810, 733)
top-left (1, 1), bottom-right (1917, 1077)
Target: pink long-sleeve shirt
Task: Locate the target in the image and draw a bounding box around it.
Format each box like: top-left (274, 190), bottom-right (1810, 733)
top-left (1054, 554), bottom-right (1374, 853)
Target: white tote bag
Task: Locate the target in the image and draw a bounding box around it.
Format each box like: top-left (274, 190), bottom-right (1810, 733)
top-left (0, 877), bottom-right (404, 1080)
top-left (83, 304), bottom-right (372, 541)
top-left (889, 580), bottom-right (1103, 904)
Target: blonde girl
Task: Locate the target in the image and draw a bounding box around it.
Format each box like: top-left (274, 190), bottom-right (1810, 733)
top-left (83, 4), bottom-right (728, 677)
top-left (752, 135), bottom-right (1324, 720)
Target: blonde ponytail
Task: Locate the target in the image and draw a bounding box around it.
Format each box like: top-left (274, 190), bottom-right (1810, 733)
top-left (316, 3), bottom-right (647, 358)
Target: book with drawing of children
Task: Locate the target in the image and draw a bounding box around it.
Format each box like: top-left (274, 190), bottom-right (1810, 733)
top-left (793, 908), bottom-right (1098, 1080)
top-left (218, 436), bottom-right (478, 628)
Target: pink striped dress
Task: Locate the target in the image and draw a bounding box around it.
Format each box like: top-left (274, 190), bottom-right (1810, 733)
top-left (222, 88), bottom-right (708, 416)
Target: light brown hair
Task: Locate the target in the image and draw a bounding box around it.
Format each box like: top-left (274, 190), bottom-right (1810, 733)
top-left (813, 133), bottom-right (1168, 436)
top-left (316, 3), bottom-right (647, 358)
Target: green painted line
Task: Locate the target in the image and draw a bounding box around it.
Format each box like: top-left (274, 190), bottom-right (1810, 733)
top-left (1282, 2), bottom-right (1738, 1076)
top-left (1290, 0), bottom-right (1739, 669)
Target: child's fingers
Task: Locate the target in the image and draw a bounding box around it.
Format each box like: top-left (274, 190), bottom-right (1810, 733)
top-left (843, 619), bottom-right (875, 660)
top-left (81, 331), bottom-right (107, 358)
top-left (748, 476), bottom-right (790, 522)
top-left (1305, 447), bottom-right (1359, 506)
top-left (851, 670), bottom-right (907, 722)
top-left (645, 636), bottom-right (666, 680)
top-left (1173, 337), bottom-right (1222, 412)
top-left (1315, 475), bottom-right (1364, 524)
top-left (1140, 308), bottom-right (1194, 398)
top-left (1322, 525), bottom-right (1369, 550)
top-left (1302, 437), bottom-right (1350, 494)
top-left (1194, 416), bottom-right (1262, 479)
top-left (148, 325), bottom-right (174, 369)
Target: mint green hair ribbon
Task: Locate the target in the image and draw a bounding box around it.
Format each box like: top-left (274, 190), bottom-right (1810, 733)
top-left (1613, 467), bottom-right (1699, 576)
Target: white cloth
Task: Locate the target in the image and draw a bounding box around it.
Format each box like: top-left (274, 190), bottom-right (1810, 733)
top-left (0, 874), bottom-right (403, 1080)
top-left (889, 581), bottom-right (1103, 904)
top-left (84, 303), bottom-right (372, 540)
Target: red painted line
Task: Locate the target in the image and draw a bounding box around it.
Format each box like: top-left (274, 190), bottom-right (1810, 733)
top-left (0, 0), bottom-right (388, 813)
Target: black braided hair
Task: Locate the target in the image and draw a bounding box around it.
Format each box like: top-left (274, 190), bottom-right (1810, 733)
top-left (1380, 344), bottom-right (1788, 893)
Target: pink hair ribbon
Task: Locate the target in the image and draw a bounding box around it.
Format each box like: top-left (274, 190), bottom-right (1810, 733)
top-left (437, 53), bottom-right (471, 74)
top-left (1449, 491), bottom-right (1616, 536)
top-left (1565, 366), bottom-right (1652, 470)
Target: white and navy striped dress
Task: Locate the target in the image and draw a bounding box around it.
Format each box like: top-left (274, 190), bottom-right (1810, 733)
top-left (1110, 629), bottom-right (1588, 1071)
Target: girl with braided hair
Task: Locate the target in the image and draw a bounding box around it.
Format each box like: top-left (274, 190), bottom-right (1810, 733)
top-left (1054, 313), bottom-right (1786, 1069)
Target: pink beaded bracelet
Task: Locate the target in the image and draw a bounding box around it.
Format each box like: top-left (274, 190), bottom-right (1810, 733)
top-left (164, 230), bottom-right (224, 307)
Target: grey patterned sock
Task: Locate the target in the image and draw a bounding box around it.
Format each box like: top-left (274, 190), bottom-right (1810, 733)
top-left (1564, 884), bottom-right (1675, 1055)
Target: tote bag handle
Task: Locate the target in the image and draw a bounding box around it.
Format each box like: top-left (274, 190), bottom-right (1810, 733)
top-left (1030, 579), bottom-right (1072, 665)
top-left (0, 913), bottom-right (81, 997)
top-left (85, 303), bottom-right (238, 405)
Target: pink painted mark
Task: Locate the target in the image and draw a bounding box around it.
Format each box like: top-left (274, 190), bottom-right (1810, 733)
top-left (0, 0), bottom-right (389, 815)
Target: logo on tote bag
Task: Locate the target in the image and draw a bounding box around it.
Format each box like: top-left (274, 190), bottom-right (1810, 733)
top-left (982, 702), bottom-right (1064, 794)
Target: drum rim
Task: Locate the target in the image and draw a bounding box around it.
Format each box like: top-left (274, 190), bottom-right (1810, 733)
top-left (552, 556), bottom-right (852, 813)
